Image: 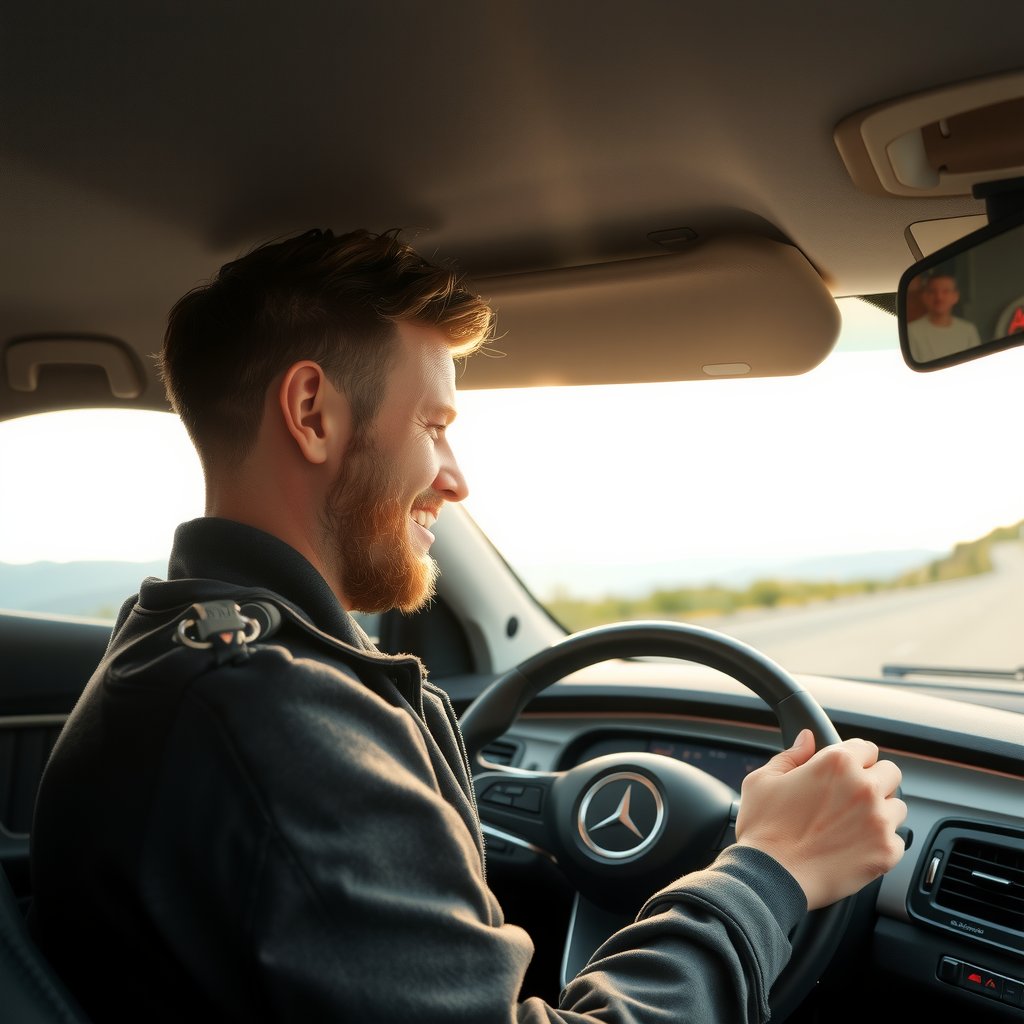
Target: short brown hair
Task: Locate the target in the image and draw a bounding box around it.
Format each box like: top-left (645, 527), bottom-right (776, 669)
top-left (160, 228), bottom-right (492, 467)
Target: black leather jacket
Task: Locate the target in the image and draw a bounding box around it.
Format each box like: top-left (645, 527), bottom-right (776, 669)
top-left (30, 518), bottom-right (805, 1023)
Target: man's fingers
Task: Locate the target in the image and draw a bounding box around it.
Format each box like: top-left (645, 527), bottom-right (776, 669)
top-left (759, 728), bottom-right (815, 776)
top-left (833, 737), bottom-right (880, 768)
top-left (866, 758), bottom-right (903, 797)
top-left (886, 797), bottom-right (909, 830)
top-left (738, 731), bottom-right (908, 908)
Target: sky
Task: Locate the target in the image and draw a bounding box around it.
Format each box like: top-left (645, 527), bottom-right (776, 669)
top-left (2, 299), bottom-right (1024, 598)
top-left (452, 301), bottom-right (1024, 593)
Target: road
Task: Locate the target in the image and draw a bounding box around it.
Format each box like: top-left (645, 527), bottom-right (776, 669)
top-left (692, 542), bottom-right (1024, 680)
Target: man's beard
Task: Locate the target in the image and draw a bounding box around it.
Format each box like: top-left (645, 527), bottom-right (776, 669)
top-left (319, 436), bottom-right (440, 615)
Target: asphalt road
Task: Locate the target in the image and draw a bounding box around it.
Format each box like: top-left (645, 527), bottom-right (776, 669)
top-left (695, 542), bottom-right (1024, 681)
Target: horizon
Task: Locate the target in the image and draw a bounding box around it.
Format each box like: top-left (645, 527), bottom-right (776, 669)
top-left (2, 300), bottom-right (1024, 601)
top-left (1, 532), bottom-right (1014, 610)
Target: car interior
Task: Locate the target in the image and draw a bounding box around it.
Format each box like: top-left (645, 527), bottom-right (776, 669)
top-left (1, 4), bottom-right (1023, 1022)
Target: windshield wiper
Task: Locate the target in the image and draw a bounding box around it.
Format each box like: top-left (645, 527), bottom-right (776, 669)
top-left (882, 663), bottom-right (1024, 683)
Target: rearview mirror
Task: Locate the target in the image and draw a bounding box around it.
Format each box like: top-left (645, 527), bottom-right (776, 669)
top-left (898, 208), bottom-right (1024, 371)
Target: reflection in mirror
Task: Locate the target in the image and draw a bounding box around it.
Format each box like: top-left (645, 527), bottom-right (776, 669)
top-left (905, 270), bottom-right (982, 361)
top-left (899, 216), bottom-right (1024, 369)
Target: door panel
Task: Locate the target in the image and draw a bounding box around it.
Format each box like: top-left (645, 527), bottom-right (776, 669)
top-left (0, 611), bottom-right (109, 896)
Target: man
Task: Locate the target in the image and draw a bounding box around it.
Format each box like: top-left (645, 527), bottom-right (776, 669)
top-left (908, 272), bottom-right (982, 362)
top-left (30, 229), bottom-right (906, 1023)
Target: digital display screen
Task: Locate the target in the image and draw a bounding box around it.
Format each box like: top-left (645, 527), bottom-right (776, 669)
top-left (644, 738), bottom-right (769, 792)
top-left (572, 735), bottom-right (770, 793)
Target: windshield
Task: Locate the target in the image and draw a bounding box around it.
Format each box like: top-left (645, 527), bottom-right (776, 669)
top-left (452, 298), bottom-right (1024, 685)
top-left (2, 298), bottom-right (1022, 693)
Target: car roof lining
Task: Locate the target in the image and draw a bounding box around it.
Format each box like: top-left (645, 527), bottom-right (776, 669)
top-left (2, 3), bottom-right (1021, 416)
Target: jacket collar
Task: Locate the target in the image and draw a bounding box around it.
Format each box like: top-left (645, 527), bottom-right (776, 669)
top-left (161, 517), bottom-right (372, 651)
top-left (119, 517), bottom-right (427, 714)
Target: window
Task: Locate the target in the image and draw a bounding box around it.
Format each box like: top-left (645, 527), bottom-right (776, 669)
top-left (452, 299), bottom-right (1024, 680)
top-left (0, 410), bottom-right (203, 619)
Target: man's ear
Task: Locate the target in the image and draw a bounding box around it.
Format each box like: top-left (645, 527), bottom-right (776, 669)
top-left (277, 361), bottom-right (351, 465)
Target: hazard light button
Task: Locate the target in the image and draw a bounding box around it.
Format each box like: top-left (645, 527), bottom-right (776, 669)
top-left (938, 957), bottom-right (1024, 1006)
top-left (962, 968), bottom-right (1002, 1000)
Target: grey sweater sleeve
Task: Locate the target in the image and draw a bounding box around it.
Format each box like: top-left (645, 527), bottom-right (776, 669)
top-left (533, 846), bottom-right (805, 1023)
top-left (196, 656), bottom-right (806, 1024)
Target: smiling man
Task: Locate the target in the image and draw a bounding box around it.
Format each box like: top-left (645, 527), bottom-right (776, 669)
top-left (204, 320), bottom-right (465, 616)
top-left (29, 228), bottom-right (906, 1024)
top-left (162, 230), bottom-right (480, 617)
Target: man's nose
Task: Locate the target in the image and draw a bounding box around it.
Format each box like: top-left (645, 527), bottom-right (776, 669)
top-left (433, 449), bottom-right (469, 503)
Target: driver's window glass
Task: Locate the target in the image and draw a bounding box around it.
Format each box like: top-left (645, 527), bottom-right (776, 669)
top-left (0, 410), bottom-right (204, 619)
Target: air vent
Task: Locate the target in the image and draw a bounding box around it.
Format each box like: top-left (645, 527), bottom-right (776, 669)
top-left (935, 838), bottom-right (1024, 933)
top-left (908, 820), bottom-right (1024, 954)
top-left (480, 739), bottom-right (523, 767)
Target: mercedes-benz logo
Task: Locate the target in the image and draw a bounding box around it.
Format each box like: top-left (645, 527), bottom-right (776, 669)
top-left (577, 772), bottom-right (664, 861)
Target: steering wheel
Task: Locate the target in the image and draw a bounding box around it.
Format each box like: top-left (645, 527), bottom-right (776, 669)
top-left (459, 620), bottom-right (854, 1023)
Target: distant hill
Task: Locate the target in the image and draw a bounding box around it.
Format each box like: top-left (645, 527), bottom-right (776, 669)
top-left (0, 559), bottom-right (168, 618)
top-left (544, 519), bottom-right (1024, 632)
top-left (896, 519), bottom-right (1024, 586)
top-left (3, 520), bottom-right (1020, 619)
top-left (521, 549), bottom-right (942, 601)
top-left (0, 549), bottom-right (948, 617)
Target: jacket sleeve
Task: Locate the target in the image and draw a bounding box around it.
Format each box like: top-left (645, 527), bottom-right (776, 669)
top-left (164, 648), bottom-right (805, 1024)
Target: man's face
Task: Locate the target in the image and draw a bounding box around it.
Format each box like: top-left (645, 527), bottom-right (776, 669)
top-left (922, 276), bottom-right (960, 318)
top-left (321, 323), bottom-right (468, 614)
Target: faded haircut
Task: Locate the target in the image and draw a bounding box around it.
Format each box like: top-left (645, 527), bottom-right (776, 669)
top-left (159, 228), bottom-right (492, 468)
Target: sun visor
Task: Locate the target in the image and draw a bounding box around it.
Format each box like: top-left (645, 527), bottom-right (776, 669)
top-left (457, 235), bottom-right (840, 390)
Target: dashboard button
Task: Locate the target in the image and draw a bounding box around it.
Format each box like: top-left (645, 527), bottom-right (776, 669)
top-left (937, 956), bottom-right (960, 984)
top-left (480, 781), bottom-right (544, 814)
top-left (482, 788), bottom-right (515, 806)
top-left (961, 966), bottom-right (1003, 1000)
top-left (1002, 979), bottom-right (1023, 1007)
top-left (512, 786), bottom-right (543, 813)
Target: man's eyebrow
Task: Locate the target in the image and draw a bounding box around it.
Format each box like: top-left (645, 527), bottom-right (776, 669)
top-left (429, 404), bottom-right (458, 424)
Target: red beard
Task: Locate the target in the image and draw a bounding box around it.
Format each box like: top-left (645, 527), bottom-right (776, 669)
top-left (320, 436), bottom-right (440, 615)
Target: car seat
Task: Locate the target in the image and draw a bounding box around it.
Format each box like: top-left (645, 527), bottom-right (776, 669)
top-left (0, 867), bottom-right (90, 1023)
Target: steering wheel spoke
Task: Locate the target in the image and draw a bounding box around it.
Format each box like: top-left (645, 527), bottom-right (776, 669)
top-left (561, 893), bottom-right (633, 989)
top-left (475, 768), bottom-right (560, 863)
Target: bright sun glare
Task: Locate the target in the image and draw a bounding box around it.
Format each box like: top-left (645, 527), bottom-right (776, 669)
top-left (2, 299), bottom-right (1024, 603)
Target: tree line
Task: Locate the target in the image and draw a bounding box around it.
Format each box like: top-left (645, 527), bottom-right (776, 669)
top-left (546, 519), bottom-right (1024, 633)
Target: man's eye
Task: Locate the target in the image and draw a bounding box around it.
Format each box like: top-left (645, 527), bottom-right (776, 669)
top-left (428, 424), bottom-right (447, 439)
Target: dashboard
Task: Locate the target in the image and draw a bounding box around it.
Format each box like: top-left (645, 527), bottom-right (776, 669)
top-left (467, 658), bottom-right (1024, 1020)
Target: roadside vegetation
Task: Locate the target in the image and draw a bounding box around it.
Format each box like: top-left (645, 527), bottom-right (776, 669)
top-left (547, 519), bottom-right (1024, 632)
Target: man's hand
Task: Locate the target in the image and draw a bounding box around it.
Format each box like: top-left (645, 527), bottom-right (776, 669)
top-left (734, 729), bottom-right (907, 910)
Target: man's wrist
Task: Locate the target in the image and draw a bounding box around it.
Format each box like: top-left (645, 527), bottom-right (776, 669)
top-left (717, 843), bottom-right (809, 934)
top-left (640, 843), bottom-right (808, 938)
